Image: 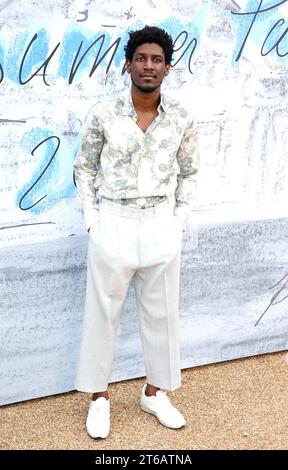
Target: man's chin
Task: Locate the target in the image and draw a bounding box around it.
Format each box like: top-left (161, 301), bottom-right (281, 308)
top-left (132, 80), bottom-right (160, 94)
top-left (138, 87), bottom-right (158, 93)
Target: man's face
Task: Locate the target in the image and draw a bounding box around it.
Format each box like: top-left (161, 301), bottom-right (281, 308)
top-left (126, 42), bottom-right (170, 93)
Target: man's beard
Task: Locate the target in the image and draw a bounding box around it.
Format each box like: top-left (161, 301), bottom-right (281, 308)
top-left (131, 77), bottom-right (162, 93)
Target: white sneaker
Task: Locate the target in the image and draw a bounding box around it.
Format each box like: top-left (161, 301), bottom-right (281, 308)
top-left (140, 384), bottom-right (185, 429)
top-left (86, 397), bottom-right (110, 438)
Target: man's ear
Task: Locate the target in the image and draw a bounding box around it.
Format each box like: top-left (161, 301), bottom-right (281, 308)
top-left (125, 60), bottom-right (131, 74)
top-left (164, 64), bottom-right (170, 76)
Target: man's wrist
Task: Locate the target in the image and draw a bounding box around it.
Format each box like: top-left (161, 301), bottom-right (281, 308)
top-left (85, 213), bottom-right (100, 232)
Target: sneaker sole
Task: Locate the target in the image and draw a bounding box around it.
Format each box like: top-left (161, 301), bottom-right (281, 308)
top-left (87, 430), bottom-right (110, 439)
top-left (86, 423), bottom-right (110, 439)
top-left (140, 404), bottom-right (185, 429)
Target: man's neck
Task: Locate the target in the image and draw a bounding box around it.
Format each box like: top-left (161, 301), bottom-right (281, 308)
top-left (131, 85), bottom-right (161, 113)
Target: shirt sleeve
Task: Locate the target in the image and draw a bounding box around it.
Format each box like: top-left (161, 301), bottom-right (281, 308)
top-left (73, 105), bottom-right (104, 231)
top-left (174, 114), bottom-right (199, 228)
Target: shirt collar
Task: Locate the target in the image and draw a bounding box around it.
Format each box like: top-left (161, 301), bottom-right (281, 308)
top-left (120, 88), bottom-right (167, 116)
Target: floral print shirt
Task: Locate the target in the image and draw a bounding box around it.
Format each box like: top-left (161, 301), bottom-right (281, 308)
top-left (74, 88), bottom-right (199, 231)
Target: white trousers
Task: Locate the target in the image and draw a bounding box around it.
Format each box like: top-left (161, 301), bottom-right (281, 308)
top-left (75, 197), bottom-right (183, 392)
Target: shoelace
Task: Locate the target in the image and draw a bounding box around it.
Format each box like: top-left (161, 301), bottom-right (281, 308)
top-left (156, 390), bottom-right (171, 405)
top-left (155, 392), bottom-right (181, 416)
top-left (90, 401), bottom-right (109, 418)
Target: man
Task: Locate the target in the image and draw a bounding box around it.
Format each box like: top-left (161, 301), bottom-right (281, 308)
top-left (74, 25), bottom-right (199, 439)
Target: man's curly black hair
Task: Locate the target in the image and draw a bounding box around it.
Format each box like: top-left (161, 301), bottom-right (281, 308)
top-left (124, 25), bottom-right (174, 65)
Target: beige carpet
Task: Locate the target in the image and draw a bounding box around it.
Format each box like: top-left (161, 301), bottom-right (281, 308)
top-left (1, 351), bottom-right (287, 450)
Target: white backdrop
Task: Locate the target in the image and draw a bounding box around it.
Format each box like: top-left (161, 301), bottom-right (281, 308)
top-left (1, 0), bottom-right (288, 405)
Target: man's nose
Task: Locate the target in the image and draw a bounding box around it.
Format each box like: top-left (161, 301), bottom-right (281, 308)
top-left (144, 59), bottom-right (154, 69)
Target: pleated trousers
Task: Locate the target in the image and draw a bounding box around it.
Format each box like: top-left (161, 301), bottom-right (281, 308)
top-left (75, 197), bottom-right (183, 392)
